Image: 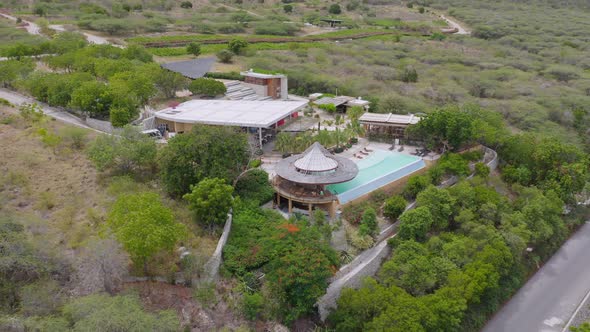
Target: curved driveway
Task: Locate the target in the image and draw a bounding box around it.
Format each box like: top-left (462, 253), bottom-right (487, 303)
top-left (483, 221), bottom-right (590, 332)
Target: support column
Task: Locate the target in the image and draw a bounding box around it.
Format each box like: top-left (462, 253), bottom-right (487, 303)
top-left (288, 198), bottom-right (292, 214)
top-left (329, 201), bottom-right (336, 220)
top-left (308, 203), bottom-right (313, 217)
top-left (276, 193), bottom-right (281, 206)
top-left (258, 127), bottom-right (263, 147)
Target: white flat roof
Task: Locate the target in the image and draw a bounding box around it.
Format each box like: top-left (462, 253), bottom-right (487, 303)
top-left (155, 99), bottom-right (308, 128)
top-left (241, 71), bottom-right (285, 79)
top-left (359, 113), bottom-right (421, 125)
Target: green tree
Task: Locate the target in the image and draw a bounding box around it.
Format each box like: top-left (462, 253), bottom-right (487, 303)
top-left (359, 207), bottom-right (378, 236)
top-left (380, 240), bottom-right (437, 296)
top-left (86, 126), bottom-right (157, 177)
top-left (153, 69), bottom-right (187, 99)
top-left (109, 107), bottom-right (134, 127)
top-left (70, 80), bottom-right (112, 118)
top-left (416, 186), bottom-right (454, 231)
top-left (397, 206), bottom-right (433, 241)
top-left (184, 178), bottom-right (234, 229)
top-left (234, 169), bottom-right (275, 205)
top-left (188, 78), bottom-right (227, 97)
top-left (329, 4), bottom-right (342, 14)
top-left (403, 174), bottom-right (431, 200)
top-left (108, 192), bottom-right (186, 270)
top-left (383, 195), bottom-right (407, 220)
top-left (283, 4), bottom-right (293, 13)
top-left (228, 38), bottom-right (249, 55)
top-left (159, 125), bottom-right (249, 196)
top-left (408, 106), bottom-right (476, 152)
top-left (62, 294), bottom-right (179, 331)
top-left (186, 42), bottom-right (201, 57)
top-left (474, 162), bottom-right (490, 178)
top-left (0, 59), bottom-right (35, 88)
top-left (571, 323), bottom-right (590, 332)
top-left (243, 292), bottom-right (264, 320)
top-left (217, 49), bottom-right (234, 63)
top-left (266, 223), bottom-right (338, 322)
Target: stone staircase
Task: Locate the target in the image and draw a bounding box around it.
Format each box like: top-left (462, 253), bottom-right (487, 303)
top-left (224, 81), bottom-right (273, 101)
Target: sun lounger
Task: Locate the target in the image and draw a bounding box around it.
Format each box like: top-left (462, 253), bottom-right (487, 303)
top-left (360, 150), bottom-right (369, 155)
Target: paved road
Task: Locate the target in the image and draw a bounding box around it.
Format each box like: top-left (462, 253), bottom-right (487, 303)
top-left (0, 88), bottom-right (91, 129)
top-left (483, 221), bottom-right (590, 332)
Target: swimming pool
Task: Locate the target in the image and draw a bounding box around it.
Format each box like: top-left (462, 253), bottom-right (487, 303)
top-left (327, 149), bottom-right (425, 204)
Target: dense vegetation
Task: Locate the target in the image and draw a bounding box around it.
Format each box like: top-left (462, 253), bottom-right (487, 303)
top-left (223, 201), bottom-right (338, 323)
top-left (1, 31), bottom-right (187, 126)
top-left (329, 104), bottom-right (589, 331)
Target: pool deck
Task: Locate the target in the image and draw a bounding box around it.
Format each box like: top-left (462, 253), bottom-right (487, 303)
top-left (260, 138), bottom-right (439, 182)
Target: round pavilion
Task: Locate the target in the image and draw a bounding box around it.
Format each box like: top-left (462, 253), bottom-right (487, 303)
top-left (273, 142), bottom-right (358, 218)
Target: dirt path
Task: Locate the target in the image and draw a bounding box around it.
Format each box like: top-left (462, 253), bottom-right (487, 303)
top-left (0, 11), bottom-right (119, 46)
top-left (217, 3), bottom-right (263, 18)
top-left (440, 14), bottom-right (470, 35)
top-left (0, 12), bottom-right (41, 35)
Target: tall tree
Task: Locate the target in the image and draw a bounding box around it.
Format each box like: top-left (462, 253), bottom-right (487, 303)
top-left (107, 192), bottom-right (186, 271)
top-left (184, 178), bottom-right (233, 230)
top-left (159, 125), bottom-right (249, 197)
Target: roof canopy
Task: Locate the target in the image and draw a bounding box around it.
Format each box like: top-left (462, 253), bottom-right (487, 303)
top-left (359, 113), bottom-right (421, 126)
top-left (276, 143), bottom-right (358, 185)
top-left (294, 143), bottom-right (338, 172)
top-left (160, 58), bottom-right (215, 79)
top-left (155, 99), bottom-right (308, 128)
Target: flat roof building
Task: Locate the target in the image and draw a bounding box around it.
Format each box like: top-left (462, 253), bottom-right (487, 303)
top-left (154, 99), bottom-right (308, 145)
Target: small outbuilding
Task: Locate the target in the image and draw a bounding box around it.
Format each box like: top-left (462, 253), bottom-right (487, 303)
top-left (359, 113), bottom-right (421, 139)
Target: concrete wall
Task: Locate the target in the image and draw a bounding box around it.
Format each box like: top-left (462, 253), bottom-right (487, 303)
top-left (202, 212), bottom-right (233, 282)
top-left (85, 117), bottom-right (121, 135)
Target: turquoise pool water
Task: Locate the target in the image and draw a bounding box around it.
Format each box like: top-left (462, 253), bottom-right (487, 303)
top-left (327, 149), bottom-right (425, 204)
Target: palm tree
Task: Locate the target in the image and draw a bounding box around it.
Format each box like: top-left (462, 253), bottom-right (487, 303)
top-left (334, 115), bottom-right (347, 149)
top-left (275, 132), bottom-right (292, 154)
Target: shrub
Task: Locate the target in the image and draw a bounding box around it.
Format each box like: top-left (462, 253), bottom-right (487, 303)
top-left (284, 4), bottom-right (293, 13)
top-left (243, 292), bottom-right (264, 320)
top-left (228, 39), bottom-right (249, 55)
top-left (186, 42), bottom-right (201, 57)
top-left (359, 208), bottom-right (378, 236)
top-left (418, 7), bottom-right (425, 13)
top-left (254, 22), bottom-right (299, 36)
top-left (216, 49), bottom-right (234, 63)
top-left (109, 107), bottom-right (134, 127)
top-left (60, 127), bottom-right (88, 150)
top-left (401, 66), bottom-right (418, 83)
top-left (184, 178), bottom-right (234, 229)
top-left (383, 195), bottom-right (407, 220)
top-left (318, 103), bottom-right (336, 113)
top-left (397, 206), bottom-right (433, 241)
top-left (180, 1), bottom-right (193, 9)
top-left (403, 175), bottom-right (431, 200)
top-left (329, 4), bottom-right (342, 14)
top-left (475, 162), bottom-right (490, 178)
top-left (188, 78), bottom-right (227, 97)
top-left (205, 72), bottom-right (244, 81)
top-left (234, 169), bottom-right (274, 205)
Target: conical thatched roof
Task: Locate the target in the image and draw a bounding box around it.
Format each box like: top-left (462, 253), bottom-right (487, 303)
top-left (294, 142), bottom-right (338, 172)
top-left (276, 143), bottom-right (358, 185)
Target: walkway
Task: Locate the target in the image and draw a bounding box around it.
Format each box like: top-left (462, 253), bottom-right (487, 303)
top-left (483, 221), bottom-right (590, 332)
top-left (0, 88), bottom-right (91, 130)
